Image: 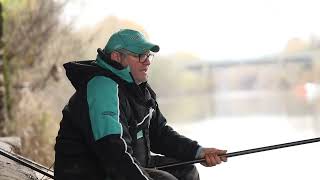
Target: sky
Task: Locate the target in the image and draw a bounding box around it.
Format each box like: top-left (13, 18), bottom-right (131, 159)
top-left (62, 0), bottom-right (320, 60)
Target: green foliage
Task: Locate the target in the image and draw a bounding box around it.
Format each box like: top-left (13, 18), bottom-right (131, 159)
top-left (0, 0), bottom-right (26, 19)
top-left (2, 0), bottom-right (65, 68)
top-left (0, 0), bottom-right (76, 166)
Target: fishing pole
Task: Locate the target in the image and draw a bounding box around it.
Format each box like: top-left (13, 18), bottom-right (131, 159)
top-left (154, 137), bottom-right (320, 169)
top-left (0, 147), bottom-right (54, 179)
top-left (1, 147), bottom-right (54, 173)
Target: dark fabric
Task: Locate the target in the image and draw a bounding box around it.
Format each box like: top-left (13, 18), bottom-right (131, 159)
top-left (147, 156), bottom-right (200, 180)
top-left (109, 156), bottom-right (200, 180)
top-left (54, 60), bottom-right (200, 180)
top-left (145, 165), bottom-right (199, 180)
top-left (54, 153), bottom-right (105, 180)
top-left (112, 156), bottom-right (200, 180)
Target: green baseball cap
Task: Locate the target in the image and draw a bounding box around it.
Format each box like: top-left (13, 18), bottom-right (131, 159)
top-left (104, 29), bottom-right (160, 54)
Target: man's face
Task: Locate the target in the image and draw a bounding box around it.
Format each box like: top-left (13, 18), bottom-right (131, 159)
top-left (119, 51), bottom-right (153, 84)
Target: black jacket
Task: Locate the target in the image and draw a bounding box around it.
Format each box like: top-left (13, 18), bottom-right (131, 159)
top-left (54, 58), bottom-right (200, 180)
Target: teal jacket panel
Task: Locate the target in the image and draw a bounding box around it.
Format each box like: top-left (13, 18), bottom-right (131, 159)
top-left (87, 76), bottom-right (121, 140)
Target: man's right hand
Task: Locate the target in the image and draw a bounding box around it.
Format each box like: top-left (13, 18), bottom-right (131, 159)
top-left (199, 148), bottom-right (227, 167)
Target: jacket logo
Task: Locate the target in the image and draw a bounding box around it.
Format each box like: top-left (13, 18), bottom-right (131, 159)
top-left (102, 111), bottom-right (117, 117)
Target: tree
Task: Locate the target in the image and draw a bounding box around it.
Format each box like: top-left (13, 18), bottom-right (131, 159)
top-left (0, 2), bottom-right (7, 135)
top-left (0, 0), bottom-right (89, 166)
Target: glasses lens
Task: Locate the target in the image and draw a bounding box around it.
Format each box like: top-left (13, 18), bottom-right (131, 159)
top-left (139, 53), bottom-right (154, 63)
top-left (148, 54), bottom-right (154, 61)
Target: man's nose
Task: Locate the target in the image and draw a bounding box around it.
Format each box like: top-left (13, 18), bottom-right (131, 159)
top-left (143, 58), bottom-right (151, 65)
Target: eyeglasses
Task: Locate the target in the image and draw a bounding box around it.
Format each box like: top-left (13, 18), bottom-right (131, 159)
top-left (138, 53), bottom-right (154, 63)
top-left (118, 50), bottom-right (154, 63)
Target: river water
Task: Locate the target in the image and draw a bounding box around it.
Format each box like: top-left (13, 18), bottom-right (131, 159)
top-left (159, 91), bottom-right (320, 180)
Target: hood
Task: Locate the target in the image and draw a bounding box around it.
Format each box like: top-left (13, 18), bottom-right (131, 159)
top-left (63, 60), bottom-right (135, 90)
top-left (63, 60), bottom-right (101, 90)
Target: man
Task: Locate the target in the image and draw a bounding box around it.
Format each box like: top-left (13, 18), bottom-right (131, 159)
top-left (54, 29), bottom-right (227, 180)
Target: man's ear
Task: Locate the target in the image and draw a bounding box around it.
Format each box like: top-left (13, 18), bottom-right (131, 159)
top-left (110, 51), bottom-right (120, 62)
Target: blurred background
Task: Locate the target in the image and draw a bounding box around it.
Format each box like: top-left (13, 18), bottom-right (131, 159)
top-left (0, 0), bottom-right (319, 179)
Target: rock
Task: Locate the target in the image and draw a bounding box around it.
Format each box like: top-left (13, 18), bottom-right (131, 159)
top-left (0, 137), bottom-right (38, 180)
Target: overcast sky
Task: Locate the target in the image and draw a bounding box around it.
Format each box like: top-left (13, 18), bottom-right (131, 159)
top-left (62, 0), bottom-right (320, 60)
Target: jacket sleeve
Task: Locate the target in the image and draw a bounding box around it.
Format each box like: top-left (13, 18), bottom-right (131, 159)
top-left (148, 103), bottom-right (200, 161)
top-left (87, 76), bottom-right (152, 180)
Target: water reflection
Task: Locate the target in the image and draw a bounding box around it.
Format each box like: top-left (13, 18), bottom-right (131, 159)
top-left (158, 91), bottom-right (320, 180)
top-left (158, 90), bottom-right (320, 132)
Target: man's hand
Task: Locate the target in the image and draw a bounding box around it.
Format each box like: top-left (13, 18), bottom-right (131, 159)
top-left (199, 148), bottom-right (227, 167)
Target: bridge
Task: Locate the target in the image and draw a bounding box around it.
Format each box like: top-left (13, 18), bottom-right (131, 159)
top-left (184, 50), bottom-right (319, 92)
top-left (185, 51), bottom-right (316, 71)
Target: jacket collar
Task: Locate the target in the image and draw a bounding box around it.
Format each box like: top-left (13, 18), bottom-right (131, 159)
top-left (95, 56), bottom-right (134, 83)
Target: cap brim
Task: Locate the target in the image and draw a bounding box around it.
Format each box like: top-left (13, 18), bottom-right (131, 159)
top-left (140, 42), bottom-right (160, 53)
top-left (150, 44), bottom-right (160, 52)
